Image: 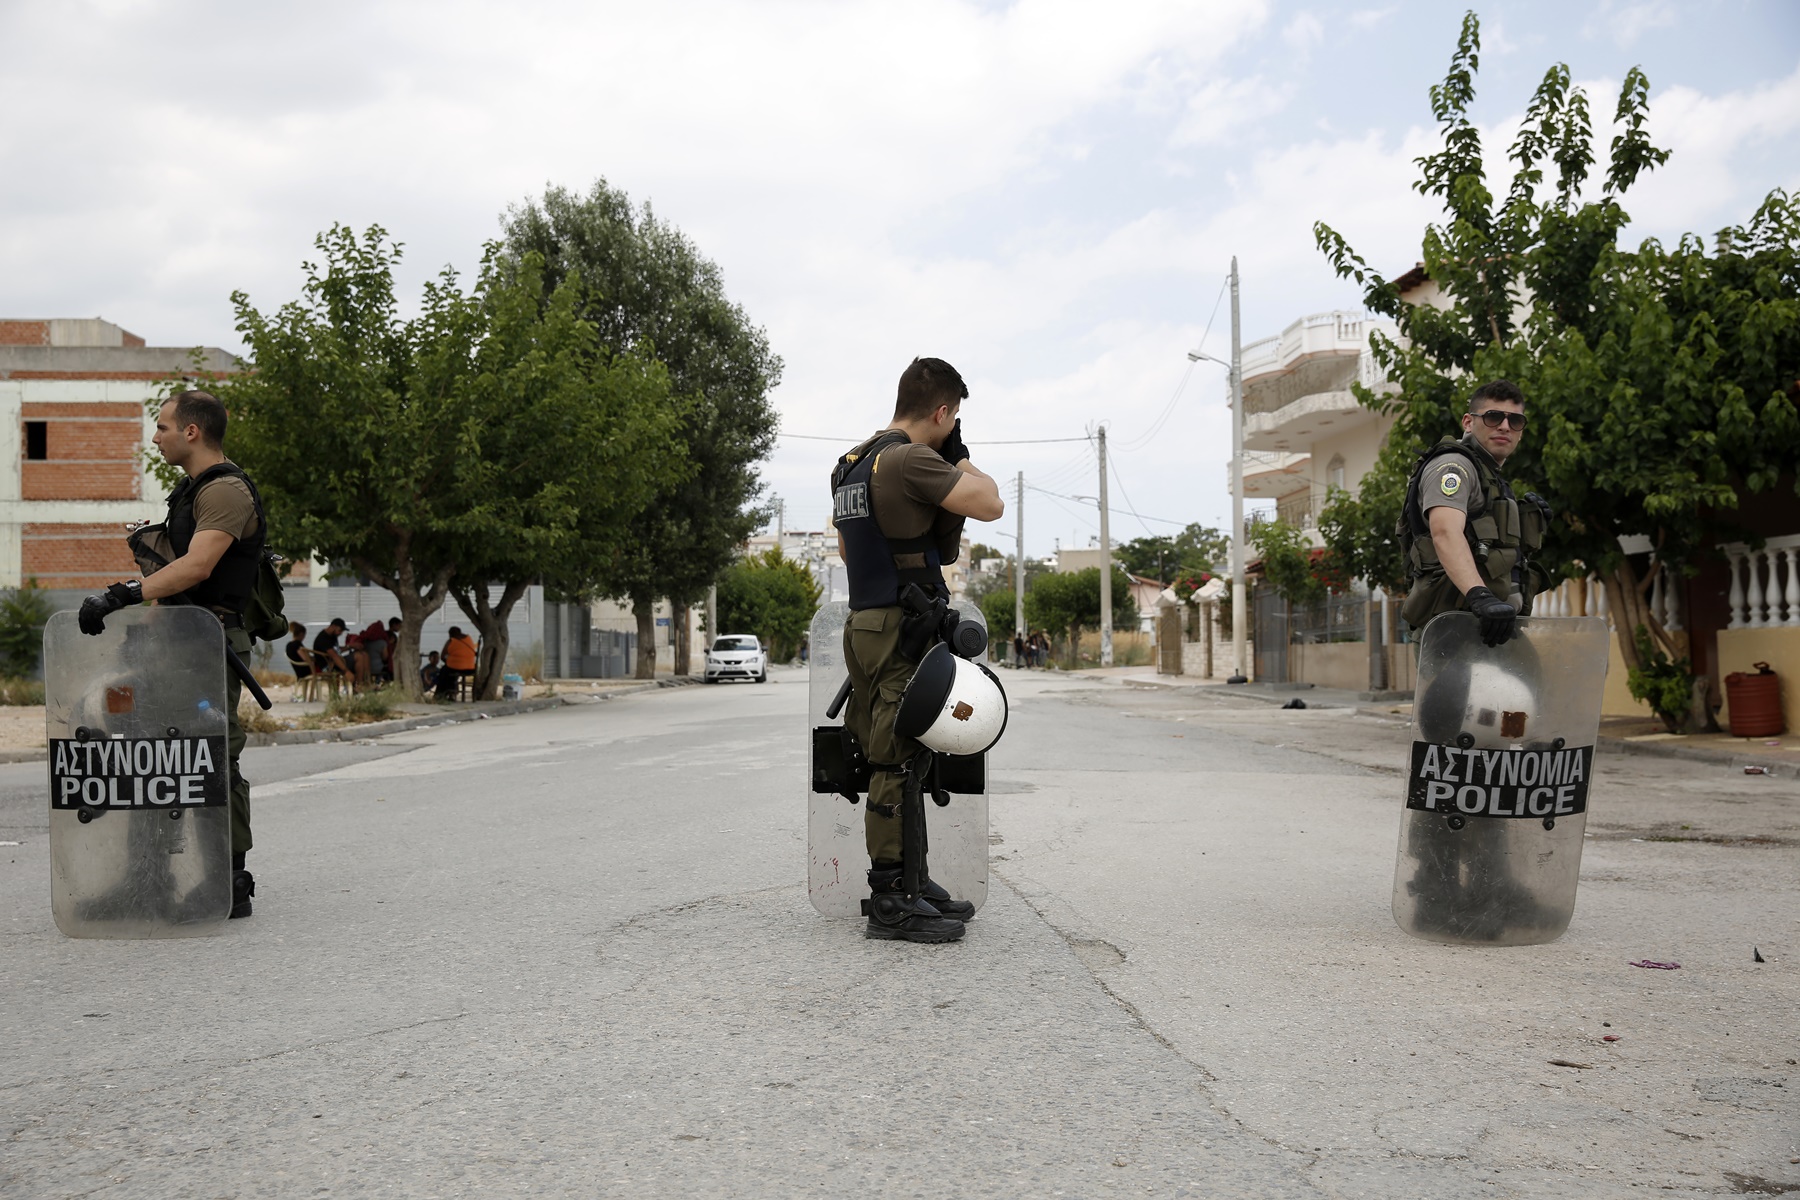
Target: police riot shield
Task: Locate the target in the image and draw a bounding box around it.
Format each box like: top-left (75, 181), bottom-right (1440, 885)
top-left (46, 606), bottom-right (234, 938)
top-left (1393, 612), bottom-right (1610, 945)
top-left (806, 600), bottom-right (990, 917)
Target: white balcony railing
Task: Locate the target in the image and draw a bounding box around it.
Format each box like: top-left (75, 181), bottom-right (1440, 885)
top-left (1724, 534), bottom-right (1800, 629)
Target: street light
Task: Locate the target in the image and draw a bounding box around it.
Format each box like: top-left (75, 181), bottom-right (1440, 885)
top-left (1187, 256), bottom-right (1249, 685)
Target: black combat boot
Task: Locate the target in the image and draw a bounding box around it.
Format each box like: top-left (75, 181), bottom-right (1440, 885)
top-left (230, 870), bottom-right (255, 919)
top-left (865, 864), bottom-right (969, 938)
top-left (868, 864), bottom-right (975, 922)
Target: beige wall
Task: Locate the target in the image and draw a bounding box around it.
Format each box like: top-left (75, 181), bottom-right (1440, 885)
top-left (1289, 640), bottom-right (1367, 691)
top-left (1600, 635), bottom-right (1653, 718)
top-left (1716, 627), bottom-right (1800, 733)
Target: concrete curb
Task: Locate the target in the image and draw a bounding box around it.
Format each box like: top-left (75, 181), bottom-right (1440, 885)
top-left (0, 681), bottom-right (671, 763)
top-left (1081, 672), bottom-right (1800, 780)
top-left (246, 695), bottom-right (571, 747)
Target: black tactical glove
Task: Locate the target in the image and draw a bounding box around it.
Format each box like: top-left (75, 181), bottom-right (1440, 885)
top-left (938, 418), bottom-right (969, 467)
top-left (77, 581), bottom-right (142, 636)
top-left (1462, 585), bottom-right (1517, 647)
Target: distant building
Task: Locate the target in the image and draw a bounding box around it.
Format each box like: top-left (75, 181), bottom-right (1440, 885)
top-left (0, 318), bottom-right (237, 590)
top-left (1235, 309), bottom-right (1399, 536)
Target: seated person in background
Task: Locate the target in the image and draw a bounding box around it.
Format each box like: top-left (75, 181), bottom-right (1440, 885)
top-left (358, 620), bottom-right (391, 683)
top-left (344, 633), bottom-right (371, 690)
top-left (312, 618), bottom-right (351, 677)
top-left (421, 650), bottom-right (441, 693)
top-left (285, 621), bottom-right (313, 679)
top-left (436, 626), bottom-right (479, 700)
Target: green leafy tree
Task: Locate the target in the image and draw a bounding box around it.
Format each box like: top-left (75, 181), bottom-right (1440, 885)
top-left (1117, 523), bottom-right (1229, 584)
top-left (978, 588), bottom-right (1017, 643)
top-left (503, 181), bottom-right (782, 678)
top-left (1024, 568), bottom-right (1136, 663)
top-left (0, 580), bottom-right (52, 677)
top-left (1314, 12), bottom-right (1800, 691)
top-left (218, 225), bottom-right (485, 698)
top-left (445, 252), bottom-right (685, 699)
top-left (1249, 518), bottom-right (1328, 608)
top-left (714, 548), bottom-right (821, 662)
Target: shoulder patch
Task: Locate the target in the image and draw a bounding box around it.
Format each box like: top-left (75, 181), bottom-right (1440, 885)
top-left (1438, 469), bottom-right (1463, 497)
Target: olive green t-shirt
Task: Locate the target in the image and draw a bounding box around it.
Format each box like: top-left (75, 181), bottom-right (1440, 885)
top-left (1418, 449), bottom-right (1476, 517)
top-left (191, 466), bottom-right (259, 542)
top-left (850, 431), bottom-right (966, 567)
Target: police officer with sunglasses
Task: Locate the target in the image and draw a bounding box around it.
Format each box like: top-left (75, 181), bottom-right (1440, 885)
top-left (1397, 380), bottom-right (1553, 646)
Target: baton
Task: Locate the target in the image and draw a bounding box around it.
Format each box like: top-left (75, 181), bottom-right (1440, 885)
top-left (225, 644), bottom-right (273, 710)
top-left (825, 675), bottom-right (853, 720)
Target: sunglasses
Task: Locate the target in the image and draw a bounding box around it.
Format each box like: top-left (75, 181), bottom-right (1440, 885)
top-left (1473, 409), bottom-right (1527, 431)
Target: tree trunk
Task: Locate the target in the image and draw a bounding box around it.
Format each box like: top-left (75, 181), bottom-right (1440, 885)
top-left (632, 593), bottom-right (658, 680)
top-left (673, 601), bottom-right (691, 676)
top-left (355, 538), bottom-right (455, 701)
top-left (454, 579), bottom-right (530, 701)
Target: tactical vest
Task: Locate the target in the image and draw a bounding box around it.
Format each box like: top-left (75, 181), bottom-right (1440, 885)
top-left (1398, 435), bottom-right (1547, 628)
top-left (166, 462), bottom-right (268, 616)
top-left (832, 432), bottom-right (946, 611)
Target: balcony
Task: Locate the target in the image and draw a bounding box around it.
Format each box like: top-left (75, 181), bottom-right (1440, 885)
top-left (1238, 311), bottom-right (1396, 453)
top-left (1237, 450), bottom-right (1310, 499)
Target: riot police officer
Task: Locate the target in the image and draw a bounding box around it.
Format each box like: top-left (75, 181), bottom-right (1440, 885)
top-left (1397, 380), bottom-right (1555, 939)
top-left (832, 357), bottom-right (1004, 943)
top-left (78, 390), bottom-right (269, 919)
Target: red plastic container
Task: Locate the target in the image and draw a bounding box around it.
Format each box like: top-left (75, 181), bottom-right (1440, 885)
top-left (1725, 662), bottom-right (1785, 737)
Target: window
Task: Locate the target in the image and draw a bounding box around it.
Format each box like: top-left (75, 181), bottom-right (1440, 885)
top-left (1326, 454), bottom-right (1346, 492)
top-left (24, 421), bottom-right (47, 461)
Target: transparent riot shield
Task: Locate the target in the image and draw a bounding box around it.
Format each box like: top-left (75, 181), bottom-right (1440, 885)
top-left (806, 600), bottom-right (990, 917)
top-left (1393, 612), bottom-right (1610, 945)
top-left (46, 606), bottom-right (234, 938)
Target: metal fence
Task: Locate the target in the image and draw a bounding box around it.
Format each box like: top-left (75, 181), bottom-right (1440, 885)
top-left (1289, 592), bottom-right (1368, 644)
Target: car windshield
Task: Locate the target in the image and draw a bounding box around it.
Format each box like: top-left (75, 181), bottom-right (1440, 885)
top-left (712, 637), bottom-right (758, 652)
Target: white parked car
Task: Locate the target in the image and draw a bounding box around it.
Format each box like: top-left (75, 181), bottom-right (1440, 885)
top-left (704, 634), bottom-right (767, 683)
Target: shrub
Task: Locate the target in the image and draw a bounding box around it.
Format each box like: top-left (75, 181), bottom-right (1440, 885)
top-left (0, 581), bottom-right (53, 677)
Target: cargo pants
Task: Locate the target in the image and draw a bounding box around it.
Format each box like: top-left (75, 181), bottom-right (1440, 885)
top-left (841, 605), bottom-right (917, 864)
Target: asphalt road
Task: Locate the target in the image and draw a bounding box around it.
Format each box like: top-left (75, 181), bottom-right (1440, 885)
top-left (1, 668), bottom-right (1795, 1198)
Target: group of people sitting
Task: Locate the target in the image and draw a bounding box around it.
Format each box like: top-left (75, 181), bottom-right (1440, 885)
top-left (285, 618), bottom-right (480, 700)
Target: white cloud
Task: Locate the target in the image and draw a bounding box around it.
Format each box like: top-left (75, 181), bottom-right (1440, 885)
top-left (1586, 0), bottom-right (1678, 49)
top-left (0, 0), bottom-right (1793, 554)
top-left (1282, 11), bottom-right (1324, 55)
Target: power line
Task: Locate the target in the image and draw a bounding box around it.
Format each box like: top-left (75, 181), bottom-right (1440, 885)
top-left (1024, 483), bottom-right (1189, 528)
top-left (1105, 454), bottom-right (1159, 539)
top-left (1114, 272), bottom-right (1230, 454)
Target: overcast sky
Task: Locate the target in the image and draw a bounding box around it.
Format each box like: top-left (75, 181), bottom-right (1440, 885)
top-left (3, 0), bottom-right (1796, 558)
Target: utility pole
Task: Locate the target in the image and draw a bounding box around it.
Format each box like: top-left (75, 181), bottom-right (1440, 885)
top-left (1228, 256), bottom-right (1248, 684)
top-left (1098, 426), bottom-right (1113, 668)
top-left (775, 496), bottom-right (785, 542)
top-left (1014, 471), bottom-right (1025, 654)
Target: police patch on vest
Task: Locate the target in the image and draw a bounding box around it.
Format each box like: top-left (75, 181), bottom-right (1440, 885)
top-left (834, 482), bottom-right (870, 522)
top-left (1405, 740), bottom-right (1593, 818)
top-left (50, 736), bottom-right (228, 810)
top-left (1439, 470), bottom-right (1463, 497)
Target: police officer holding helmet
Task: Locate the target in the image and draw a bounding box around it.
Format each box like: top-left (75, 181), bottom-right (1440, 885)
top-left (832, 357), bottom-right (1005, 944)
top-left (77, 390), bottom-right (269, 920)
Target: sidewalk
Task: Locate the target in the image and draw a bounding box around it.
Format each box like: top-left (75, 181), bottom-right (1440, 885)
top-left (1068, 665), bottom-right (1800, 779)
top-left (0, 676), bottom-right (689, 762)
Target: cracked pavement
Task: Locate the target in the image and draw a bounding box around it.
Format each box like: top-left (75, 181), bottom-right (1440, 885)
top-left (1, 667), bottom-right (1795, 1197)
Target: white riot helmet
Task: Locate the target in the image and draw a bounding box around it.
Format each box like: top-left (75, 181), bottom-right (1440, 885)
top-left (1454, 661), bottom-right (1537, 749)
top-left (894, 642), bottom-right (1009, 756)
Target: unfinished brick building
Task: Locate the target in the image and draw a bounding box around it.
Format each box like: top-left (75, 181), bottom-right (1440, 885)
top-left (0, 319), bottom-right (238, 590)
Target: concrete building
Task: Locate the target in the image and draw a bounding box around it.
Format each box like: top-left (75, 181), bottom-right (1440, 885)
top-left (1236, 309), bottom-right (1399, 535)
top-left (0, 318), bottom-right (238, 591)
